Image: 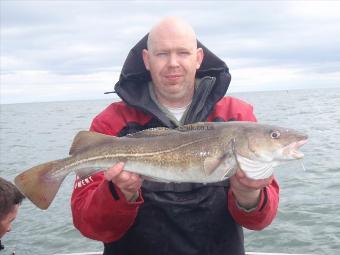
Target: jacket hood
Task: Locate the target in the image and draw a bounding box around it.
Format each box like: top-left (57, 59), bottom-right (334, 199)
top-left (113, 34), bottom-right (231, 127)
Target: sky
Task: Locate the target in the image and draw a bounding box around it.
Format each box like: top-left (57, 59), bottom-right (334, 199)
top-left (1, 0), bottom-right (340, 104)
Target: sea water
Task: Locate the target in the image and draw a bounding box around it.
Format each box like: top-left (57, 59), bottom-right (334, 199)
top-left (0, 88), bottom-right (339, 254)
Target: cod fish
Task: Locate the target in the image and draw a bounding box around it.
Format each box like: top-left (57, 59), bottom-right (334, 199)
top-left (14, 122), bottom-right (308, 209)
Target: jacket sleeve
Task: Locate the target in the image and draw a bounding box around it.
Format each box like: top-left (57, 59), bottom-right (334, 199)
top-left (214, 96), bottom-right (280, 230)
top-left (71, 104), bottom-right (144, 243)
top-left (228, 178), bottom-right (279, 230)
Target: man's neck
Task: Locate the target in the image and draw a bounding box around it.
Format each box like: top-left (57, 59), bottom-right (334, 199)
top-left (159, 98), bottom-right (192, 108)
top-left (155, 88), bottom-right (194, 108)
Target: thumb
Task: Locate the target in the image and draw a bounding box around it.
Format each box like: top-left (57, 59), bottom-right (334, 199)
top-left (104, 162), bottom-right (125, 181)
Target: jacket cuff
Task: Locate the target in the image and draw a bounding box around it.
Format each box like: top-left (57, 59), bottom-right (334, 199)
top-left (235, 189), bottom-right (265, 213)
top-left (228, 187), bottom-right (267, 214)
top-left (106, 180), bottom-right (143, 207)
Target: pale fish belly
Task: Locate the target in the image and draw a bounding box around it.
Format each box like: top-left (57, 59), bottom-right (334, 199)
top-left (124, 161), bottom-right (209, 183)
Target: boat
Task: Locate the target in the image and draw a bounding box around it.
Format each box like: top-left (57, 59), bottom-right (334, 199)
top-left (54, 252), bottom-right (313, 255)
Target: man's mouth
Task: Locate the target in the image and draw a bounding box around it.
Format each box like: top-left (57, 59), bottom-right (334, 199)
top-left (164, 74), bottom-right (182, 81)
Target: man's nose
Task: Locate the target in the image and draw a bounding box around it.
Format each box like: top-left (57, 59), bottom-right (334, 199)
top-left (168, 53), bottom-right (179, 67)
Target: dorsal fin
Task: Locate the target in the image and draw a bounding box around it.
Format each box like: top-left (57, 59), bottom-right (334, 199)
top-left (126, 127), bottom-right (181, 138)
top-left (69, 131), bottom-right (117, 155)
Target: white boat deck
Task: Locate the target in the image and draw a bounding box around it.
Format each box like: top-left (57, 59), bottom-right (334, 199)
top-left (54, 252), bottom-right (313, 255)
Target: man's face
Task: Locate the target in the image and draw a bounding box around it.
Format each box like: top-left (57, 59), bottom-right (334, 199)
top-left (0, 204), bottom-right (19, 238)
top-left (143, 32), bottom-right (203, 107)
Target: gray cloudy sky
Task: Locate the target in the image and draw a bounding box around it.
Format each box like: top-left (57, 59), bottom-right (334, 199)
top-left (1, 0), bottom-right (340, 104)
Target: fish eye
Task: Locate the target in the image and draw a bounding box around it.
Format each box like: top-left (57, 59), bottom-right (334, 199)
top-left (271, 130), bottom-right (280, 139)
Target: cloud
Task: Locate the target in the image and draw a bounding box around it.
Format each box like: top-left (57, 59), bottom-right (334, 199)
top-left (1, 68), bottom-right (121, 104)
top-left (1, 1), bottom-right (340, 104)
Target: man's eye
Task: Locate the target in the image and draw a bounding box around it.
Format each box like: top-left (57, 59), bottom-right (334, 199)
top-left (179, 51), bottom-right (190, 55)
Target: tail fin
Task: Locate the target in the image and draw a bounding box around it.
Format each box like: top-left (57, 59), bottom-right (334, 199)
top-left (14, 159), bottom-right (67, 210)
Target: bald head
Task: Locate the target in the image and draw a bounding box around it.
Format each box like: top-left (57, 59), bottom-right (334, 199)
top-left (147, 17), bottom-right (198, 50)
top-left (142, 17), bottom-right (204, 108)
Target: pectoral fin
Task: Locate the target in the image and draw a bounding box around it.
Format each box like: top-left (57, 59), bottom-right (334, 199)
top-left (203, 139), bottom-right (238, 177)
top-left (204, 157), bottom-right (223, 176)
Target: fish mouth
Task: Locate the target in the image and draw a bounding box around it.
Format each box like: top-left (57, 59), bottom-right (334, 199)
top-left (283, 139), bottom-right (308, 159)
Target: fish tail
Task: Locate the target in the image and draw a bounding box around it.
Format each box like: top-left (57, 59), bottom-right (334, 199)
top-left (14, 159), bottom-right (67, 210)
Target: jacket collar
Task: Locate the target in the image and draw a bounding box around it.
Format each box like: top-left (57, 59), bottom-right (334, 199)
top-left (113, 34), bottom-right (231, 127)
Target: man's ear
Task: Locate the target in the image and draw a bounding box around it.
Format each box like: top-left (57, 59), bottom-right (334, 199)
top-left (142, 49), bottom-right (150, 70)
top-left (196, 48), bottom-right (204, 69)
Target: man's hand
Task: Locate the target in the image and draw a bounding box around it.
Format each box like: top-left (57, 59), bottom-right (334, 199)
top-left (104, 162), bottom-right (143, 202)
top-left (230, 168), bottom-right (273, 210)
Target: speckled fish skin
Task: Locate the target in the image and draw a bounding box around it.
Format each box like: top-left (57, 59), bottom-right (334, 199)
top-left (14, 121), bottom-right (308, 209)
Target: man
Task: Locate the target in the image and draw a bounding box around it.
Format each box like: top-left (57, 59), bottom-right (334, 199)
top-left (0, 177), bottom-right (25, 250)
top-left (71, 17), bottom-right (279, 255)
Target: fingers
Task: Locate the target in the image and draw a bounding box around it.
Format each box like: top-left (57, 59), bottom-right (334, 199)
top-left (118, 172), bottom-right (143, 192)
top-left (235, 168), bottom-right (246, 178)
top-left (104, 162), bottom-right (125, 181)
top-left (238, 175), bottom-right (273, 190)
top-left (104, 162), bottom-right (143, 199)
top-left (231, 168), bottom-right (273, 191)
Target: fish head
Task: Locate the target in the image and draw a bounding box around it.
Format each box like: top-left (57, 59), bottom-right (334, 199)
top-left (236, 123), bottom-right (308, 164)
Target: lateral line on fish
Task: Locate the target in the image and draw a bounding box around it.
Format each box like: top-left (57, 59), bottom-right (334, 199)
top-left (55, 135), bottom-right (221, 175)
